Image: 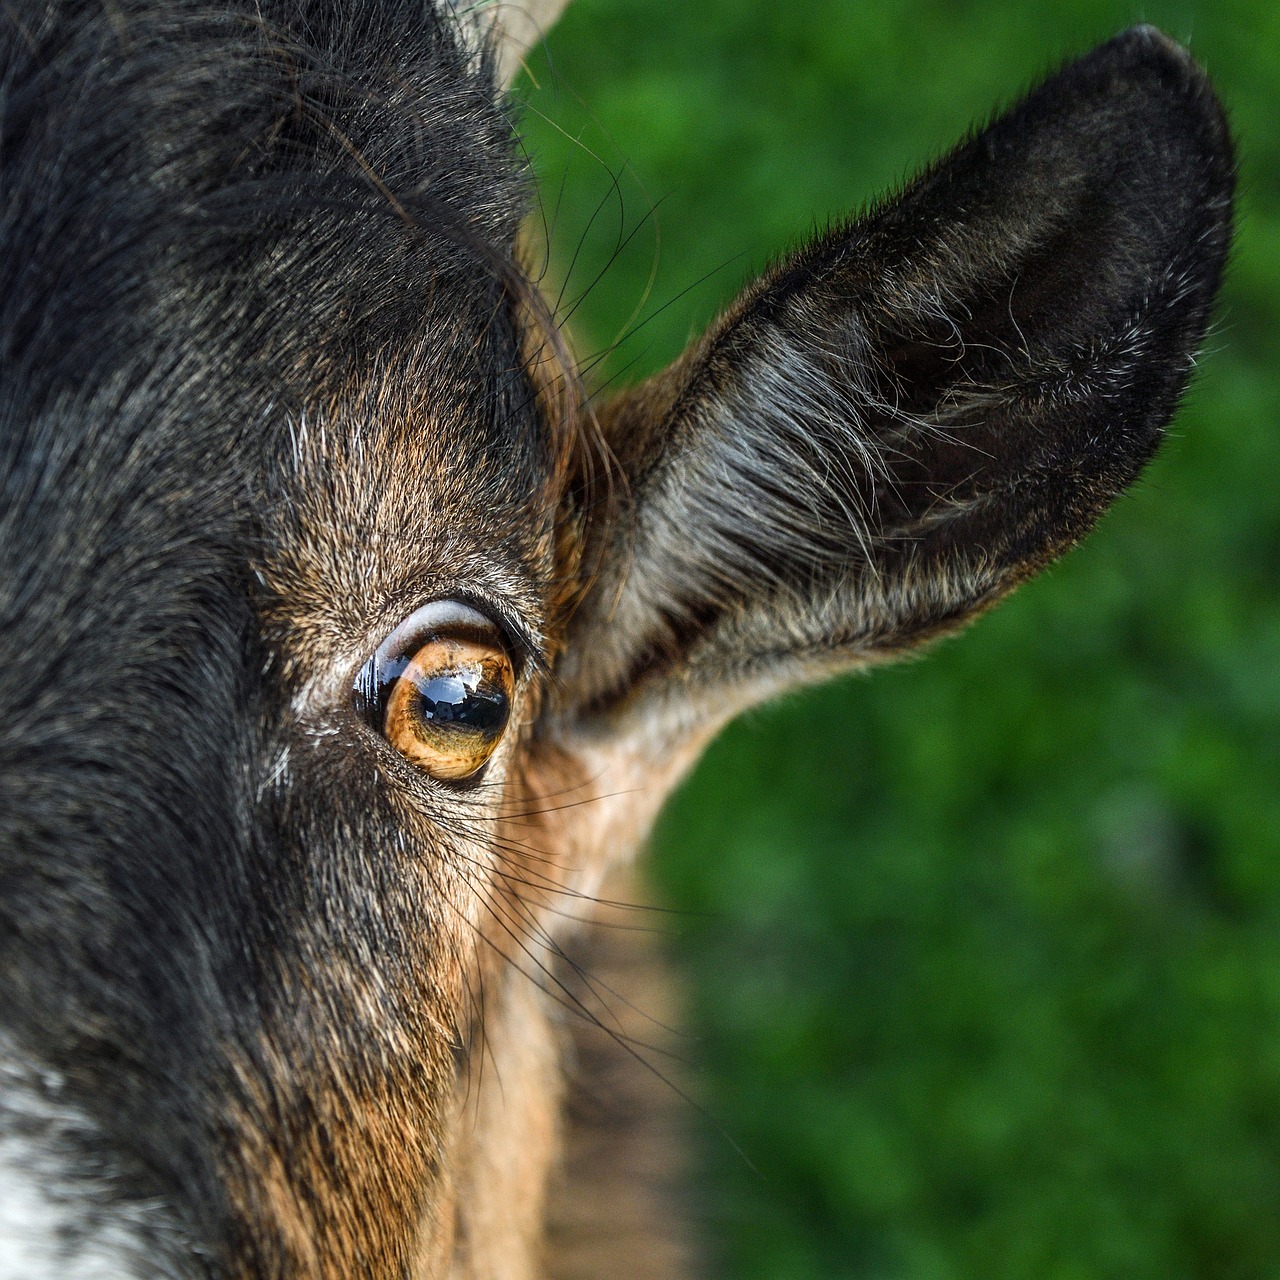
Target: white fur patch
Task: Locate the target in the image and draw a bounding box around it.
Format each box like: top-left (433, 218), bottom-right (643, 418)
top-left (441, 0), bottom-right (574, 85)
top-left (0, 1042), bottom-right (176, 1280)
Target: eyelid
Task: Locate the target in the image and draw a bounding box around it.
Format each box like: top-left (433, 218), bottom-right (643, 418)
top-left (376, 600), bottom-right (500, 665)
top-left (375, 596), bottom-right (541, 681)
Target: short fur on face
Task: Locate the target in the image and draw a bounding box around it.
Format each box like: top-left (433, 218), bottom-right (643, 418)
top-left (0, 4), bottom-right (1232, 1278)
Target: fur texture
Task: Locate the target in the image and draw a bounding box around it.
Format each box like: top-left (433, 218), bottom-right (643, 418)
top-left (0, 6), bottom-right (1233, 1278)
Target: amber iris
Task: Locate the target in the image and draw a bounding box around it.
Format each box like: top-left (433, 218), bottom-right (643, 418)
top-left (356, 601), bottom-right (515, 782)
top-left (383, 636), bottom-right (512, 779)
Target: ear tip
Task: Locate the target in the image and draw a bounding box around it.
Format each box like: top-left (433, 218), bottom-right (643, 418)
top-left (1080, 25), bottom-right (1236, 177)
top-left (998, 26), bottom-right (1237, 280)
top-left (1097, 24), bottom-right (1208, 86)
top-left (1112, 24), bottom-right (1198, 66)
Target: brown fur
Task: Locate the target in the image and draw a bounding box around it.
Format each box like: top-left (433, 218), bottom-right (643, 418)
top-left (545, 871), bottom-right (700, 1280)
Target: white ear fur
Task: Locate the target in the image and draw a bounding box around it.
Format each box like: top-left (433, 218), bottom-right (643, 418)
top-left (459, 0), bottom-right (575, 86)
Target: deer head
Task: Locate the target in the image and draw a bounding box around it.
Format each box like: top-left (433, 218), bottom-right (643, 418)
top-left (0, 3), bottom-right (1232, 1278)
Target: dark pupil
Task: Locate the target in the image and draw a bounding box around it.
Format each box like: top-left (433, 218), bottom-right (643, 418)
top-left (418, 673), bottom-right (507, 735)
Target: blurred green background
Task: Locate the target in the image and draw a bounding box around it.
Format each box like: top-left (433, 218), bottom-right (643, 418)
top-left (517, 2), bottom-right (1280, 1277)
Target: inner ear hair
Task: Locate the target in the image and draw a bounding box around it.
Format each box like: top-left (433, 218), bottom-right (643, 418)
top-left (553, 27), bottom-right (1234, 728)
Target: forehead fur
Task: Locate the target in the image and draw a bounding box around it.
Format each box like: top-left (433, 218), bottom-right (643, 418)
top-left (0, 0), bottom-right (565, 723)
top-left (0, 0), bottom-right (530, 451)
top-left (260, 344), bottom-right (559, 691)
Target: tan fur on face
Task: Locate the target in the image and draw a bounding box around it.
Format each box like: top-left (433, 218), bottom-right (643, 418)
top-left (422, 722), bottom-right (716, 1280)
top-left (545, 868), bottom-right (700, 1280)
top-left (440, 970), bottom-right (563, 1280)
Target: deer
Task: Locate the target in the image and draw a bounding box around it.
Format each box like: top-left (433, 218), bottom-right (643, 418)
top-left (0, 1), bottom-right (1234, 1277)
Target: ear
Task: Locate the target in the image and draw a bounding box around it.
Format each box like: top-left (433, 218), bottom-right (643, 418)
top-left (473, 0), bottom-right (575, 86)
top-left (551, 28), bottom-right (1233, 753)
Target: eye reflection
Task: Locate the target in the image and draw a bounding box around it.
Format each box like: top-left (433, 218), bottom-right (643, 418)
top-left (355, 601), bottom-right (515, 782)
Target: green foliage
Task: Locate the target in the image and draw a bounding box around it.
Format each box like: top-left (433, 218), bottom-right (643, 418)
top-left (520, 3), bottom-right (1280, 1275)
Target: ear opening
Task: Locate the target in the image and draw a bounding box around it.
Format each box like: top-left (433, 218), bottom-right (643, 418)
top-left (550, 27), bottom-right (1234, 731)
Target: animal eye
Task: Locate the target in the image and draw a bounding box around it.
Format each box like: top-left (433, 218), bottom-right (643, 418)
top-left (354, 601), bottom-right (515, 782)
